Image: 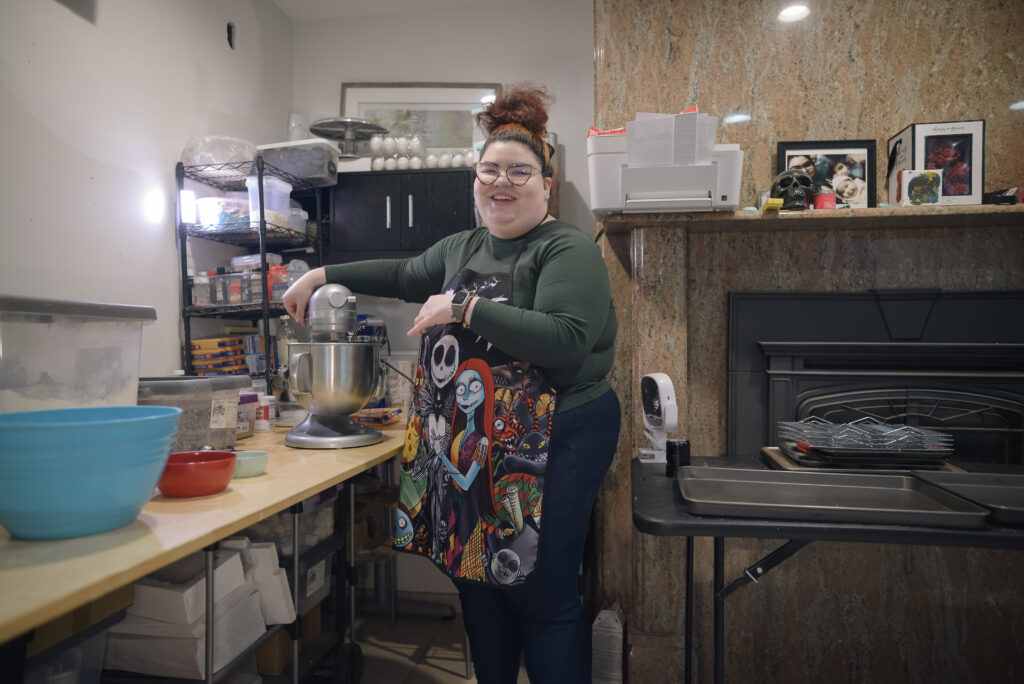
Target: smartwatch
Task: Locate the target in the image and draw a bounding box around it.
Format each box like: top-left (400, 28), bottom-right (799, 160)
top-left (451, 289), bottom-right (473, 322)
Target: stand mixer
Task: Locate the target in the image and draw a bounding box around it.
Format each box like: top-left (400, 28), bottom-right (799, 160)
top-left (285, 284), bottom-right (385, 449)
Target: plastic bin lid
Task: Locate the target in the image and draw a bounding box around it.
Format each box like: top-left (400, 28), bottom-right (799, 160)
top-left (138, 377), bottom-right (214, 396)
top-left (142, 375), bottom-right (250, 390)
top-left (0, 295), bottom-right (157, 321)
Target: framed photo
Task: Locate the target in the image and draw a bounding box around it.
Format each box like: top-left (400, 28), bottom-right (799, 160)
top-left (886, 120), bottom-right (984, 205)
top-left (776, 139), bottom-right (877, 208)
top-left (340, 82), bottom-right (502, 156)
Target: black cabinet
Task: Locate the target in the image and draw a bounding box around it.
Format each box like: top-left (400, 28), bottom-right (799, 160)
top-left (328, 168), bottom-right (475, 261)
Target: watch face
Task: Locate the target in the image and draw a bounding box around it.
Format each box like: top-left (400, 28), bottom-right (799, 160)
top-left (453, 290), bottom-right (469, 305)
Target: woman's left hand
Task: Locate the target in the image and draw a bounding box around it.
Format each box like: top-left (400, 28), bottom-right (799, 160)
top-left (407, 294), bottom-right (457, 336)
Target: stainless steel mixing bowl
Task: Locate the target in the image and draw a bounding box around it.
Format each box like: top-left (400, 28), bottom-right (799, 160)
top-left (288, 341), bottom-right (380, 416)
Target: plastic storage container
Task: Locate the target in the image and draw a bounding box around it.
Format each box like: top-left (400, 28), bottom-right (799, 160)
top-left (141, 375), bottom-right (249, 450)
top-left (231, 252), bottom-right (283, 272)
top-left (287, 207), bottom-right (308, 234)
top-left (0, 295), bottom-right (156, 412)
top-left (23, 625), bottom-right (108, 684)
top-left (195, 195), bottom-right (250, 230)
top-left (245, 175), bottom-right (292, 229)
top-left (257, 139), bottom-right (339, 187)
top-left (137, 378), bottom-right (215, 452)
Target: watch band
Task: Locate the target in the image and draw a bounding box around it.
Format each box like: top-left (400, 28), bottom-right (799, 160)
top-left (451, 289), bottom-right (472, 322)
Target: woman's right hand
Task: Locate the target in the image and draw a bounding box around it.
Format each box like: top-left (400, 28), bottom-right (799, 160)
top-left (282, 267), bottom-right (327, 325)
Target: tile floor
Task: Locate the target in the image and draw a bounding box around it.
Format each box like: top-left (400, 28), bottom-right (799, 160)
top-left (352, 611), bottom-right (530, 683)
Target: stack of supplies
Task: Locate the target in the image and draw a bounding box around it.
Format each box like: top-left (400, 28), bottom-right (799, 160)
top-left (104, 550), bottom-right (265, 679)
top-left (186, 336), bottom-right (247, 376)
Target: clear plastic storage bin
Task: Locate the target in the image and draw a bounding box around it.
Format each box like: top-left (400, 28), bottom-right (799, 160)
top-left (137, 378), bottom-right (215, 452)
top-left (245, 175), bottom-right (292, 228)
top-left (0, 296), bottom-right (156, 412)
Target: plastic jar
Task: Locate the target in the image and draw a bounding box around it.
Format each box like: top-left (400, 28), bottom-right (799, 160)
top-left (191, 272), bottom-right (211, 306)
top-left (255, 395), bottom-right (275, 432)
top-left (268, 266), bottom-right (289, 302)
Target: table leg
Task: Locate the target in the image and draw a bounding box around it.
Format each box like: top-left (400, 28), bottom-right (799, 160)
top-left (685, 535), bottom-right (693, 684)
top-left (714, 537), bottom-right (724, 684)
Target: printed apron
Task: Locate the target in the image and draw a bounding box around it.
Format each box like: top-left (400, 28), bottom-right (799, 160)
top-left (393, 256), bottom-right (557, 587)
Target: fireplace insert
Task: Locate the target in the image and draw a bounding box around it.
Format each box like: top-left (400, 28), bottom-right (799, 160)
top-left (727, 290), bottom-right (1024, 465)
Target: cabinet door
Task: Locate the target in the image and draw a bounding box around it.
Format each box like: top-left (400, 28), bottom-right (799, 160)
top-left (400, 170), bottom-right (474, 251)
top-left (330, 173), bottom-right (401, 252)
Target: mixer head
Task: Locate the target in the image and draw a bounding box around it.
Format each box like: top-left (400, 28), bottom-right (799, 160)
top-left (307, 284), bottom-right (359, 342)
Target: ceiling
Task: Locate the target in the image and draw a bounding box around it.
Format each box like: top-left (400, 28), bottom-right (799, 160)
top-left (271, 0), bottom-right (505, 21)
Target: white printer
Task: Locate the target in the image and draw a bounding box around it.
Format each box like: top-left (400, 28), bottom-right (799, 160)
top-left (586, 113), bottom-right (744, 214)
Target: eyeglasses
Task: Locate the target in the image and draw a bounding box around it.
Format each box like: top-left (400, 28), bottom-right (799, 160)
top-left (474, 162), bottom-right (540, 186)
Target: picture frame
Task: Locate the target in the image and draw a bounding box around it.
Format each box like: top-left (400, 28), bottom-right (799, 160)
top-left (339, 82), bottom-right (502, 156)
top-left (776, 139), bottom-right (877, 208)
top-left (885, 120), bottom-right (984, 206)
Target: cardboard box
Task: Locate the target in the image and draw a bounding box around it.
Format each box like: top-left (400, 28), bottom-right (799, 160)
top-left (127, 550), bottom-right (245, 624)
top-left (25, 584), bottom-right (133, 659)
top-left (896, 169), bottom-right (943, 206)
top-left (106, 581), bottom-right (265, 680)
top-left (886, 120), bottom-right (984, 205)
top-left (255, 602), bottom-right (322, 676)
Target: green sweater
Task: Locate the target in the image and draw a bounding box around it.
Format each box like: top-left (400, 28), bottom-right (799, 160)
top-left (324, 220), bottom-right (616, 412)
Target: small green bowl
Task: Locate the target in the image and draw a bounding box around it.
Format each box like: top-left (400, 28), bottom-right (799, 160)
top-left (232, 450), bottom-right (269, 478)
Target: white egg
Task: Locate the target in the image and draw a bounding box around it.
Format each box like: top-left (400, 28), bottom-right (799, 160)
top-left (425, 154), bottom-right (439, 168)
top-left (438, 153), bottom-right (452, 168)
top-left (371, 156), bottom-right (385, 171)
top-left (410, 156), bottom-right (423, 169)
top-left (451, 154), bottom-right (464, 167)
top-left (369, 135), bottom-right (383, 153)
top-left (396, 136), bottom-right (410, 154)
top-left (409, 136), bottom-right (425, 155)
top-left (397, 155), bottom-right (410, 170)
top-left (384, 156), bottom-right (397, 170)
top-left (464, 149), bottom-right (476, 165)
top-left (382, 137), bottom-right (397, 155)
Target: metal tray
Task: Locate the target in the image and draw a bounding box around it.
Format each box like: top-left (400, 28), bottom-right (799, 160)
top-left (677, 467), bottom-right (989, 528)
top-left (912, 471), bottom-right (1024, 525)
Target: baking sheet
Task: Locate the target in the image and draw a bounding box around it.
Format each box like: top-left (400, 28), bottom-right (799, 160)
top-left (761, 447), bottom-right (962, 475)
top-left (912, 471), bottom-right (1024, 525)
top-left (677, 466), bottom-right (988, 528)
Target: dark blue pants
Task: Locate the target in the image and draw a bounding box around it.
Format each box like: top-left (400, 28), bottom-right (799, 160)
top-left (457, 389), bottom-right (621, 684)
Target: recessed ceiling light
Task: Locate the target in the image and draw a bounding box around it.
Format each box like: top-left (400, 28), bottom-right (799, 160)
top-left (1011, 100), bottom-right (1024, 110)
top-left (723, 113), bottom-right (752, 124)
top-left (779, 5), bottom-right (810, 22)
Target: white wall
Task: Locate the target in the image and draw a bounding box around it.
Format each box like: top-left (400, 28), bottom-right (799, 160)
top-left (289, 0), bottom-right (595, 597)
top-left (0, 0), bottom-right (294, 375)
top-left (290, 0), bottom-right (595, 230)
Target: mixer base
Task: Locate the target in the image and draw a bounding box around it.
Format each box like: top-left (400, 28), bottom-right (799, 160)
top-left (285, 413), bottom-right (383, 449)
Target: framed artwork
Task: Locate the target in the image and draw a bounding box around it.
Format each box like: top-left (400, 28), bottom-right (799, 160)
top-left (339, 82), bottom-right (502, 156)
top-left (886, 120), bottom-right (984, 205)
top-left (776, 139), bottom-right (877, 208)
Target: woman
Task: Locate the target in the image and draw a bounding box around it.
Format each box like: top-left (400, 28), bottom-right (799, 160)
top-left (284, 85), bottom-right (620, 683)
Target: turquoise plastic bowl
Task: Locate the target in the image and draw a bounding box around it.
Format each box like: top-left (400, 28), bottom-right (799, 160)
top-left (0, 405), bottom-right (182, 540)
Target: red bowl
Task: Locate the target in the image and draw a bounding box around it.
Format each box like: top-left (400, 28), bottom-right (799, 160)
top-left (158, 451), bottom-right (237, 498)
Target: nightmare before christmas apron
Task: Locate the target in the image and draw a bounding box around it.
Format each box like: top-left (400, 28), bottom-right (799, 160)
top-left (393, 243), bottom-right (557, 587)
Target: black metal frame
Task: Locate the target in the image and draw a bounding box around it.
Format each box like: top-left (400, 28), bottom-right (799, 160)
top-left (631, 458), bottom-right (1024, 684)
top-left (175, 158), bottom-right (324, 390)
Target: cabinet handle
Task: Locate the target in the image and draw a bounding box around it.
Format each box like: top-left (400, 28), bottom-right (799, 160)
top-left (385, 195), bottom-right (391, 229)
top-left (408, 195), bottom-right (414, 228)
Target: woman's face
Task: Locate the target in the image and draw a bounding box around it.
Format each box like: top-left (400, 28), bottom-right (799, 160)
top-left (474, 140), bottom-right (552, 239)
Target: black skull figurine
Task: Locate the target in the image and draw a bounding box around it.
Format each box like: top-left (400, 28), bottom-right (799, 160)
top-left (770, 169), bottom-right (815, 210)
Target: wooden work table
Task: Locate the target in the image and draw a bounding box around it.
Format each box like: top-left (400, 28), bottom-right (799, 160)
top-left (0, 425), bottom-right (404, 645)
